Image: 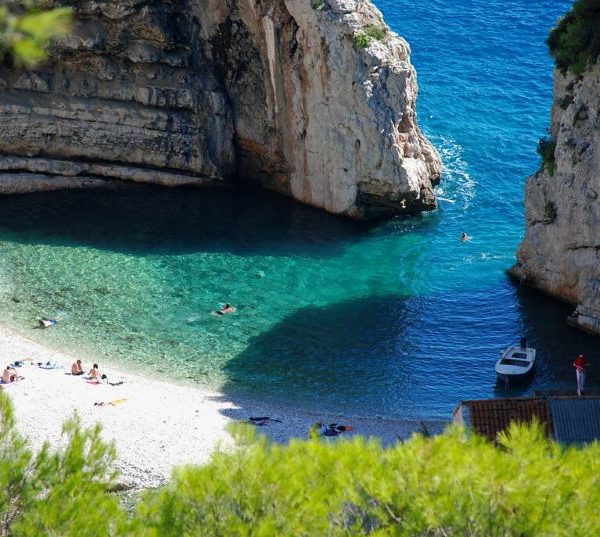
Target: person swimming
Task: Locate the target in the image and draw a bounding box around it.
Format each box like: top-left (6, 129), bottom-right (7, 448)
top-left (39, 318), bottom-right (58, 328)
top-left (212, 303), bottom-right (236, 316)
top-left (460, 232), bottom-right (471, 242)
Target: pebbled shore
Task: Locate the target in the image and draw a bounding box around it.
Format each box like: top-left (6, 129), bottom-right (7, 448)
top-left (0, 326), bottom-right (448, 491)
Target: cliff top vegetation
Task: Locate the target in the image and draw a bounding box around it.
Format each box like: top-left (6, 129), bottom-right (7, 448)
top-left (548, 0), bottom-right (600, 75)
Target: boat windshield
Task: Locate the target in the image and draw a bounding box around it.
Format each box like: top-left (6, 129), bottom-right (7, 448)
top-left (500, 358), bottom-right (529, 367)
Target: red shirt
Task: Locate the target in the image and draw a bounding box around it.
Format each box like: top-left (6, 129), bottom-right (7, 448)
top-left (574, 356), bottom-right (588, 371)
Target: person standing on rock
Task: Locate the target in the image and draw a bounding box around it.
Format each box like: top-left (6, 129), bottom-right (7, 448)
top-left (573, 354), bottom-right (588, 396)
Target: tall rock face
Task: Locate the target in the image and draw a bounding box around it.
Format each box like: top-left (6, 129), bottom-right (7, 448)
top-left (511, 64), bottom-right (600, 333)
top-left (0, 0), bottom-right (441, 218)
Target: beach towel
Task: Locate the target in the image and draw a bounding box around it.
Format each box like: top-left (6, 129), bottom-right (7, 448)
top-left (94, 399), bottom-right (128, 407)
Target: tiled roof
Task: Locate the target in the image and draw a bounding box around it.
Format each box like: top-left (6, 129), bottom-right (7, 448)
top-left (464, 398), bottom-right (552, 442)
top-left (549, 398), bottom-right (600, 445)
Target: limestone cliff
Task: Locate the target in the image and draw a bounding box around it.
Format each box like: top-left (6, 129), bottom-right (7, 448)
top-left (0, 0), bottom-right (440, 219)
top-left (511, 63), bottom-right (600, 333)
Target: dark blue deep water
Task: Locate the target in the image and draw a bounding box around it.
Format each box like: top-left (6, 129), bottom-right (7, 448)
top-left (0, 0), bottom-right (594, 419)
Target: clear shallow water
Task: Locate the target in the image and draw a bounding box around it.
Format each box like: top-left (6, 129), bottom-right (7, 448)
top-left (0, 0), bottom-right (595, 419)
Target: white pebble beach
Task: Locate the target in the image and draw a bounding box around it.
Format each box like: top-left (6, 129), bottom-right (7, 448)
top-left (0, 326), bottom-right (449, 491)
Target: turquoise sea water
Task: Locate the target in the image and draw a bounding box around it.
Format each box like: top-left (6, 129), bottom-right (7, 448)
top-left (0, 0), bottom-right (594, 419)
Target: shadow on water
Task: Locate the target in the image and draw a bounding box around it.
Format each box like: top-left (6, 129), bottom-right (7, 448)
top-left (215, 278), bottom-right (600, 421)
top-left (221, 293), bottom-right (420, 417)
top-left (0, 184), bottom-right (439, 258)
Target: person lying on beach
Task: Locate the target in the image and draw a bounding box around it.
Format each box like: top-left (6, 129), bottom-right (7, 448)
top-left (310, 421), bottom-right (353, 437)
top-left (11, 358), bottom-right (33, 367)
top-left (248, 416), bottom-right (282, 426)
top-left (212, 303), bottom-right (236, 316)
top-left (71, 360), bottom-right (84, 376)
top-left (323, 423), bottom-right (353, 436)
top-left (39, 318), bottom-right (58, 328)
top-left (38, 361), bottom-right (62, 369)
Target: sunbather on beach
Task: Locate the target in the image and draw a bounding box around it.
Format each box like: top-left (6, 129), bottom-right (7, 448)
top-left (2, 365), bottom-right (22, 383)
top-left (71, 359), bottom-right (84, 376)
top-left (248, 416), bottom-right (282, 426)
top-left (88, 363), bottom-right (101, 380)
top-left (12, 358), bottom-right (33, 367)
top-left (310, 421), bottom-right (353, 437)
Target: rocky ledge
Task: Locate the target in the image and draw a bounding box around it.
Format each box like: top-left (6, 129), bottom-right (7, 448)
top-left (0, 0), bottom-right (440, 219)
top-left (511, 63), bottom-right (600, 334)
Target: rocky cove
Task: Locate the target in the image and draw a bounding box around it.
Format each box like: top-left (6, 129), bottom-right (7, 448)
top-left (0, 0), bottom-right (595, 419)
top-left (0, 0), bottom-right (440, 219)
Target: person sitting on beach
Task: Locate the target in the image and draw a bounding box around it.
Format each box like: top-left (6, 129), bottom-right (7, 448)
top-left (88, 363), bottom-right (101, 380)
top-left (2, 365), bottom-right (22, 383)
top-left (2, 366), bottom-right (14, 383)
top-left (39, 318), bottom-right (58, 328)
top-left (212, 303), bottom-right (236, 316)
top-left (71, 359), bottom-right (84, 376)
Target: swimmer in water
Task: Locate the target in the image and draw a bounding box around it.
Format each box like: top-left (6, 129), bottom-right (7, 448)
top-left (460, 232), bottom-right (471, 242)
top-left (212, 303), bottom-right (236, 316)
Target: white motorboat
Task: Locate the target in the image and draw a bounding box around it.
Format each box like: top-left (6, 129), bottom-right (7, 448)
top-left (495, 344), bottom-right (536, 384)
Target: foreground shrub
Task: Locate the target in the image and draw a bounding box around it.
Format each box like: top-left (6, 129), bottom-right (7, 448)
top-left (0, 1), bottom-right (72, 68)
top-left (2, 391), bottom-right (599, 536)
top-left (548, 0), bottom-right (600, 74)
top-left (135, 423), bottom-right (600, 536)
top-left (0, 392), bottom-right (124, 536)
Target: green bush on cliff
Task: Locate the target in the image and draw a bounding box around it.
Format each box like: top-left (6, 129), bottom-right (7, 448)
top-left (355, 26), bottom-right (387, 49)
top-left (2, 390), bottom-right (600, 536)
top-left (0, 2), bottom-right (72, 68)
top-left (537, 137), bottom-right (557, 175)
top-left (548, 0), bottom-right (600, 74)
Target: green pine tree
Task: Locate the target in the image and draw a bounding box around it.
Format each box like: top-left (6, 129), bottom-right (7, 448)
top-left (0, 1), bottom-right (72, 68)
